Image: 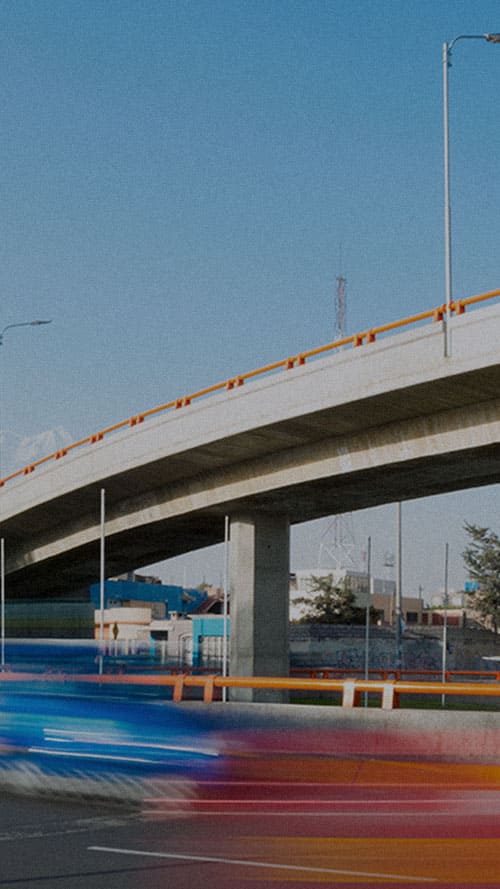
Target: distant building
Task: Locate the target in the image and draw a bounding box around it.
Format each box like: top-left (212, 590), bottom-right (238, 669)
top-left (430, 590), bottom-right (466, 609)
top-left (90, 576), bottom-right (207, 620)
top-left (91, 576), bottom-right (229, 664)
top-left (95, 605), bottom-right (153, 641)
top-left (290, 569), bottom-right (425, 626)
top-left (421, 608), bottom-right (467, 628)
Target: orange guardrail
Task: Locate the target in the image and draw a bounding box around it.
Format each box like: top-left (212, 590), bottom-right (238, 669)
top-left (1, 286), bottom-right (500, 489)
top-left (1, 670), bottom-right (500, 710)
top-left (291, 667), bottom-right (500, 682)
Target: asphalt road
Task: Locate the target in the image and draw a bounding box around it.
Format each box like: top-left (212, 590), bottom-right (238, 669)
top-left (0, 781), bottom-right (499, 888)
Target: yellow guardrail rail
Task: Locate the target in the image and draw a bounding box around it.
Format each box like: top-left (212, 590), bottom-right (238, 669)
top-left (1, 287), bottom-right (500, 489)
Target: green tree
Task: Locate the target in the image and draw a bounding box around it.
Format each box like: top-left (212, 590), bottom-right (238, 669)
top-left (463, 523), bottom-right (500, 634)
top-left (292, 574), bottom-right (371, 624)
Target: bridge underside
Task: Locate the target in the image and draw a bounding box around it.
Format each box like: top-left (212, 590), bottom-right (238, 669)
top-left (4, 442), bottom-right (500, 600)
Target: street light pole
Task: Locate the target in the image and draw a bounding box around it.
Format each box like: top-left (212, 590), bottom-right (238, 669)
top-left (0, 539), bottom-right (4, 670)
top-left (442, 33), bottom-right (500, 358)
top-left (0, 319), bottom-right (52, 347)
top-left (395, 501), bottom-right (403, 672)
top-left (0, 318), bottom-right (52, 669)
top-left (441, 542), bottom-right (450, 708)
top-left (222, 515), bottom-right (230, 702)
top-left (98, 487), bottom-right (105, 676)
top-left (364, 536), bottom-right (372, 707)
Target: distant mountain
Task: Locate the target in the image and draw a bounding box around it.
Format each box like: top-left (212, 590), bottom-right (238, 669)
top-left (0, 427), bottom-right (73, 477)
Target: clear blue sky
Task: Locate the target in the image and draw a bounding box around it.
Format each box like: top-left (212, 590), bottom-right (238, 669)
top-left (1, 0), bottom-right (499, 599)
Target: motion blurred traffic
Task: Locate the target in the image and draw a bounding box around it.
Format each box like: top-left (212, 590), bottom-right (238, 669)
top-left (0, 688), bottom-right (223, 803)
top-left (0, 642), bottom-right (224, 804)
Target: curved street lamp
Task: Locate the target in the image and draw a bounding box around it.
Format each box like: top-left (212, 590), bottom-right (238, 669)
top-left (0, 318), bottom-right (52, 668)
top-left (0, 319), bottom-right (52, 346)
top-left (442, 33), bottom-right (500, 357)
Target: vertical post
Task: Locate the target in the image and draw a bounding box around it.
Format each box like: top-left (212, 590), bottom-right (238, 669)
top-left (364, 536), bottom-right (372, 707)
top-left (395, 502), bottom-right (403, 672)
top-left (229, 513), bottom-right (289, 701)
top-left (0, 538), bottom-right (5, 670)
top-left (442, 33), bottom-right (500, 358)
top-left (222, 514), bottom-right (230, 702)
top-left (443, 41), bottom-right (452, 358)
top-left (99, 488), bottom-right (105, 674)
top-left (441, 542), bottom-right (449, 707)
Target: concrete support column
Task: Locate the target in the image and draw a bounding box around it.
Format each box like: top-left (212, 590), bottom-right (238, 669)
top-left (229, 512), bottom-right (290, 702)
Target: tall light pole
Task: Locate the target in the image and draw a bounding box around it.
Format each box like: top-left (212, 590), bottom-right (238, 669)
top-left (222, 515), bottom-right (230, 702)
top-left (0, 318), bottom-right (52, 668)
top-left (364, 536), bottom-right (372, 707)
top-left (441, 542), bottom-right (450, 708)
top-left (443, 33), bottom-right (500, 358)
top-left (395, 501), bottom-right (403, 672)
top-left (0, 319), bottom-right (52, 347)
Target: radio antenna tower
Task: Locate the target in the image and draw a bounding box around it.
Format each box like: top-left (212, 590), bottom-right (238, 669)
top-left (335, 245), bottom-right (347, 339)
top-left (317, 515), bottom-right (355, 572)
top-left (317, 252), bottom-right (356, 573)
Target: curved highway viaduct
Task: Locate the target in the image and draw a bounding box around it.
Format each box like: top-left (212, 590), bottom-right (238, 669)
top-left (2, 302), bottom-right (500, 682)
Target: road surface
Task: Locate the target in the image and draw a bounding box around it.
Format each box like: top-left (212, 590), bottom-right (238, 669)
top-left (0, 779), bottom-right (499, 888)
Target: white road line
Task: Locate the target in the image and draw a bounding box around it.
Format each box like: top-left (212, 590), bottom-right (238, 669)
top-left (144, 796), bottom-right (464, 806)
top-left (143, 798), bottom-right (473, 807)
top-left (0, 816), bottom-right (136, 843)
top-left (89, 844), bottom-right (437, 882)
top-left (140, 808), bottom-right (464, 817)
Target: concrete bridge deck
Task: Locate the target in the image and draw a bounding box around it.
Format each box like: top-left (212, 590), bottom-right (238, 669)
top-left (2, 299), bottom-right (500, 685)
top-left (2, 300), bottom-right (500, 596)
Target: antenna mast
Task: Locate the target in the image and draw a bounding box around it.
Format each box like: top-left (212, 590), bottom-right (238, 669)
top-left (317, 254), bottom-right (356, 574)
top-left (335, 273), bottom-right (347, 339)
top-left (335, 245), bottom-right (347, 339)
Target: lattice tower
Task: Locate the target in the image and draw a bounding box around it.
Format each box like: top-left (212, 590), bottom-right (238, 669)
top-left (335, 274), bottom-right (347, 339)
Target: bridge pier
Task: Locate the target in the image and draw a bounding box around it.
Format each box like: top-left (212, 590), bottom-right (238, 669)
top-left (229, 513), bottom-right (290, 702)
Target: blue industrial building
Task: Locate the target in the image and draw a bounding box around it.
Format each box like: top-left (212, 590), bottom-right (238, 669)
top-left (89, 578), bottom-right (207, 618)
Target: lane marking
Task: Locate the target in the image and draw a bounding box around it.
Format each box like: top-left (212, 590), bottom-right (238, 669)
top-left (144, 797), bottom-right (482, 807)
top-left (0, 815), bottom-right (137, 843)
top-left (141, 808), bottom-right (475, 817)
top-left (184, 780), bottom-right (500, 793)
top-left (89, 844), bottom-right (437, 882)
top-left (144, 796), bottom-right (470, 805)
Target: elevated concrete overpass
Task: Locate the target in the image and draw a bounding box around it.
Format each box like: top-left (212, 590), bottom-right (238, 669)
top-left (2, 298), bottom-right (500, 680)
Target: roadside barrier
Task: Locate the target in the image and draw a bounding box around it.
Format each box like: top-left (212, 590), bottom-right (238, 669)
top-left (291, 667), bottom-right (500, 682)
top-left (1, 670), bottom-right (500, 709)
top-left (1, 286), bottom-right (499, 489)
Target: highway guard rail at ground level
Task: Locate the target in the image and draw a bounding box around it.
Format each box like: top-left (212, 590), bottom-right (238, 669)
top-left (291, 667), bottom-right (500, 682)
top-left (1, 671), bottom-right (500, 709)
